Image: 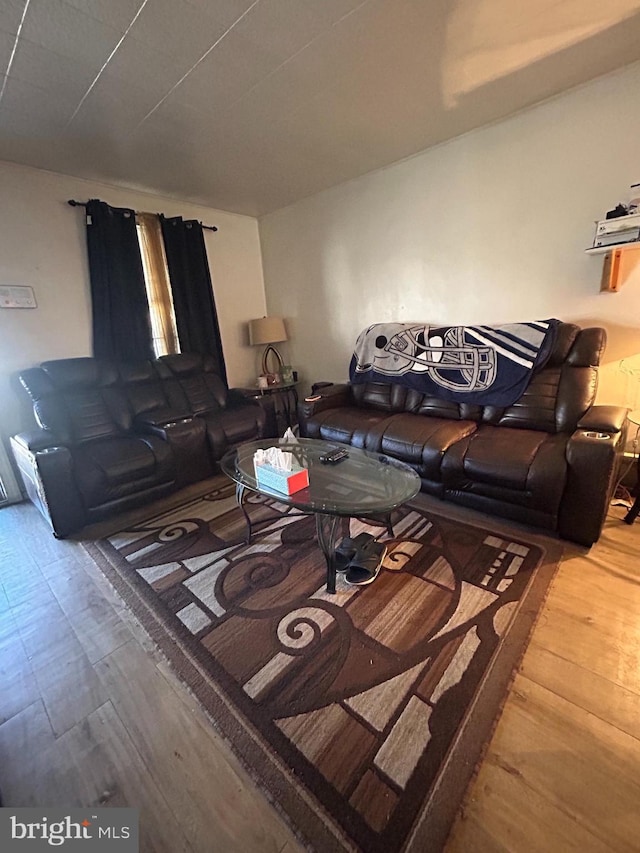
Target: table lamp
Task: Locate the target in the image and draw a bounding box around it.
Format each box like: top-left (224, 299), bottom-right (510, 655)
top-left (248, 316), bottom-right (288, 378)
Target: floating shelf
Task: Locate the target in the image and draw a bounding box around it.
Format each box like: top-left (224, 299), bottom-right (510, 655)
top-left (585, 242), bottom-right (640, 292)
top-left (585, 241), bottom-right (640, 255)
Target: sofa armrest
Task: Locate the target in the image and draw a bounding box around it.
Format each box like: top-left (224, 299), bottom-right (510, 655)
top-left (577, 405), bottom-right (629, 434)
top-left (558, 425), bottom-right (626, 547)
top-left (137, 416), bottom-right (212, 485)
top-left (10, 434), bottom-right (85, 538)
top-left (133, 407), bottom-right (191, 429)
top-left (12, 427), bottom-right (67, 453)
top-left (299, 383), bottom-right (351, 419)
top-left (228, 388), bottom-right (256, 406)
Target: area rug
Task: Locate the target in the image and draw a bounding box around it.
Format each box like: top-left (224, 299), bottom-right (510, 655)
top-left (83, 478), bottom-right (562, 853)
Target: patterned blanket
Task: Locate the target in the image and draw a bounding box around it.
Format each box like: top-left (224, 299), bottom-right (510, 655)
top-left (349, 319), bottom-right (559, 406)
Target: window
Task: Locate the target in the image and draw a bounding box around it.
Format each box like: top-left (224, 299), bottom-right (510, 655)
top-left (136, 213), bottom-right (180, 357)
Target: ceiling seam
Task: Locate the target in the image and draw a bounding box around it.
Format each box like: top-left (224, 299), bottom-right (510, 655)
top-left (65, 0), bottom-right (150, 127)
top-left (224, 0), bottom-right (374, 114)
top-left (134, 0), bottom-right (262, 130)
top-left (0, 0), bottom-right (32, 105)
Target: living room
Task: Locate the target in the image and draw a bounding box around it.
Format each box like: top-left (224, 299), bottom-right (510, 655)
top-left (1, 2), bottom-right (640, 852)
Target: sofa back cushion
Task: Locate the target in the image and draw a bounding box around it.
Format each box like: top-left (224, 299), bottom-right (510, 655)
top-left (351, 379), bottom-right (482, 421)
top-left (481, 325), bottom-right (604, 433)
top-left (159, 353), bottom-right (228, 414)
top-left (118, 360), bottom-right (178, 418)
top-left (351, 381), bottom-right (408, 412)
top-left (22, 358), bottom-right (132, 444)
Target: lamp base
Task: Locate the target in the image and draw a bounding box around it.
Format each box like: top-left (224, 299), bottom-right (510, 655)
top-left (261, 344), bottom-right (284, 377)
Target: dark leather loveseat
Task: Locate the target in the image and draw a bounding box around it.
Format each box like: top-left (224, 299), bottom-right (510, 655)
top-left (299, 323), bottom-right (627, 546)
top-left (10, 353), bottom-right (266, 537)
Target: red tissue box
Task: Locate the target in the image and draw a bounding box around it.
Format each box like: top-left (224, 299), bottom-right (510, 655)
top-left (255, 462), bottom-right (309, 495)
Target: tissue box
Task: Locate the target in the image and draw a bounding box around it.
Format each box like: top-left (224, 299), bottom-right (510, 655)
top-left (255, 462), bottom-right (309, 495)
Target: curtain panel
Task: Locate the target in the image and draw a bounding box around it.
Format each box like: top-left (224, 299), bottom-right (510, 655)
top-left (159, 216), bottom-right (228, 384)
top-left (85, 199), bottom-right (153, 362)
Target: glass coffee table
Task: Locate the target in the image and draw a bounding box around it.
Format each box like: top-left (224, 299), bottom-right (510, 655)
top-left (221, 437), bottom-right (421, 593)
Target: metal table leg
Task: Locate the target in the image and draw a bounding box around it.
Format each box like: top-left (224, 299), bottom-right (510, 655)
top-left (625, 497), bottom-right (640, 524)
top-left (624, 452), bottom-right (640, 525)
top-left (315, 513), bottom-right (341, 593)
top-left (235, 482), bottom-right (253, 543)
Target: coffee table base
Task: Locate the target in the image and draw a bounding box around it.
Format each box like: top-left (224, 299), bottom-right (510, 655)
top-left (315, 513), bottom-right (341, 593)
top-left (234, 484), bottom-right (394, 593)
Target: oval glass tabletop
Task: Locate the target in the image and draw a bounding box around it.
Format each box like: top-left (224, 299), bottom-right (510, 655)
top-left (221, 437), bottom-right (421, 516)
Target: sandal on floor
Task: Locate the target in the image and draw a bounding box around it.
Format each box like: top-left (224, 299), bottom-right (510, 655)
top-left (345, 540), bottom-right (387, 586)
top-left (334, 532), bottom-right (374, 572)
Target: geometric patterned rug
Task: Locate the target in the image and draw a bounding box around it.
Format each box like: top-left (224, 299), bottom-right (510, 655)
top-left (83, 477), bottom-right (562, 852)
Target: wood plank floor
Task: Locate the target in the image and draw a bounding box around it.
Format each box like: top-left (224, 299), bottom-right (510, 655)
top-left (1, 492), bottom-right (639, 852)
top-left (446, 504), bottom-right (640, 853)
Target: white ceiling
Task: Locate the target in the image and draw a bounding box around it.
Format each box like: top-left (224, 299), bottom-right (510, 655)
top-left (2, 0), bottom-right (640, 217)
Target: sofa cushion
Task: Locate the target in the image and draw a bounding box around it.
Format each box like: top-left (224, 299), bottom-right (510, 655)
top-left (118, 361), bottom-right (170, 416)
top-left (73, 435), bottom-right (174, 507)
top-left (372, 413), bottom-right (478, 479)
top-left (201, 406), bottom-right (267, 460)
top-left (304, 406), bottom-right (477, 480)
top-left (22, 359), bottom-right (134, 443)
top-left (301, 406), bottom-right (399, 449)
top-left (441, 425), bottom-right (568, 512)
top-left (160, 353), bottom-right (228, 413)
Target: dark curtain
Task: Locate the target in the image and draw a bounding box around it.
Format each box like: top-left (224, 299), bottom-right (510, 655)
top-left (85, 199), bottom-right (153, 361)
top-left (159, 215), bottom-right (227, 384)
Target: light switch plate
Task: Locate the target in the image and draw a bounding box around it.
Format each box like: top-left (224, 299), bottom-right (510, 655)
top-left (0, 285), bottom-right (37, 308)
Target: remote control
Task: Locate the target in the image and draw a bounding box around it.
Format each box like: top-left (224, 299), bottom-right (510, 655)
top-left (319, 448), bottom-right (349, 464)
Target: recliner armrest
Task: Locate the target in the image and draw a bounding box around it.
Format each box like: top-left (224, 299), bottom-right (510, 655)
top-left (227, 388), bottom-right (265, 408)
top-left (577, 405), bottom-right (629, 434)
top-left (299, 383), bottom-right (351, 419)
top-left (133, 407), bottom-right (191, 429)
top-left (10, 435), bottom-right (85, 538)
top-left (559, 424), bottom-right (626, 546)
top-left (138, 416), bottom-right (212, 485)
top-left (12, 428), bottom-right (67, 453)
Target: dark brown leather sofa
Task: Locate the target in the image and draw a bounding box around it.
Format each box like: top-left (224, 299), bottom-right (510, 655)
top-left (10, 354), bottom-right (266, 538)
top-left (299, 323), bottom-right (628, 546)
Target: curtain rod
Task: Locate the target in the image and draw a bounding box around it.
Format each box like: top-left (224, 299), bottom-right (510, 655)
top-left (67, 199), bottom-right (218, 231)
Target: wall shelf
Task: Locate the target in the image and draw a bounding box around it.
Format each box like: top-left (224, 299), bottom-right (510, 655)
top-left (585, 241), bottom-right (640, 255)
top-left (585, 242), bottom-right (640, 292)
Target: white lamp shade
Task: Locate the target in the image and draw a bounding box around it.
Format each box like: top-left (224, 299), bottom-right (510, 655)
top-left (248, 316), bottom-right (287, 345)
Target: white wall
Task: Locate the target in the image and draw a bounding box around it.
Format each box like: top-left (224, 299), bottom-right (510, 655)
top-left (259, 62), bottom-right (640, 409)
top-left (0, 161), bottom-right (266, 443)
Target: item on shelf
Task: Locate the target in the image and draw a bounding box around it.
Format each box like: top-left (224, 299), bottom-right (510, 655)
top-left (593, 228), bottom-right (640, 248)
top-left (258, 372), bottom-right (279, 387)
top-left (595, 212), bottom-right (640, 235)
top-left (593, 212), bottom-right (640, 248)
top-left (629, 183), bottom-right (640, 215)
top-left (606, 204), bottom-right (630, 220)
top-left (281, 364), bottom-right (294, 384)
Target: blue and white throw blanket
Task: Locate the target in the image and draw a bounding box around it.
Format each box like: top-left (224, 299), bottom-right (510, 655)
top-left (349, 319), bottom-right (559, 406)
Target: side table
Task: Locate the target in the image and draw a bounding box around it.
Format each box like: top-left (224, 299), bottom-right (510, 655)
top-left (624, 409), bottom-right (640, 524)
top-left (239, 383), bottom-right (299, 437)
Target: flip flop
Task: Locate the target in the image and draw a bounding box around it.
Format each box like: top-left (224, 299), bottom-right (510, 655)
top-left (345, 540), bottom-right (387, 586)
top-left (334, 532), bottom-right (374, 572)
